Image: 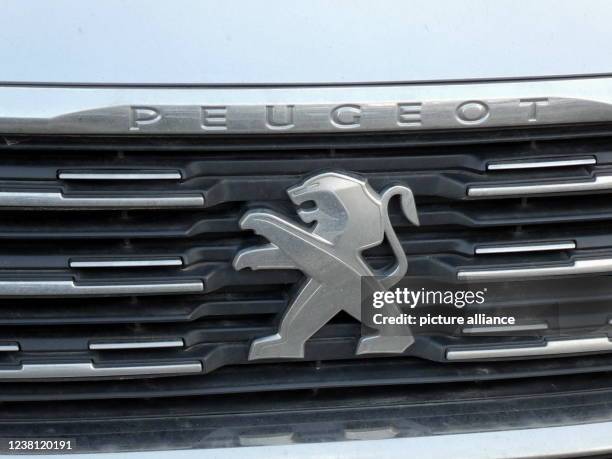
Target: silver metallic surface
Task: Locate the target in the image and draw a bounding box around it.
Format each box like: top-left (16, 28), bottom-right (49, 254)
top-left (238, 434), bottom-right (295, 447)
top-left (0, 343), bottom-right (19, 352)
top-left (468, 174), bottom-right (612, 197)
top-left (344, 427), bottom-right (399, 441)
top-left (475, 241), bottom-right (576, 254)
top-left (89, 340), bottom-right (184, 350)
top-left (0, 361), bottom-right (202, 379)
top-left (59, 171), bottom-right (182, 180)
top-left (16, 420), bottom-right (612, 459)
top-left (446, 336), bottom-right (612, 360)
top-left (487, 157), bottom-right (597, 171)
top-left (458, 258), bottom-right (612, 281)
top-left (1, 0), bottom-right (612, 85)
top-left (462, 323), bottom-right (549, 334)
top-left (233, 172), bottom-right (420, 360)
top-left (70, 258), bottom-right (183, 268)
top-left (0, 191), bottom-right (204, 209)
top-left (3, 77), bottom-right (612, 134)
top-left (0, 279), bottom-right (203, 296)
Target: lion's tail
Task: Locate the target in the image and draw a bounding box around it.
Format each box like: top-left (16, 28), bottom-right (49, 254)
top-left (379, 186), bottom-right (420, 288)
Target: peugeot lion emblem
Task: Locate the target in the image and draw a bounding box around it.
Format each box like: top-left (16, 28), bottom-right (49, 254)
top-left (233, 172), bottom-right (420, 360)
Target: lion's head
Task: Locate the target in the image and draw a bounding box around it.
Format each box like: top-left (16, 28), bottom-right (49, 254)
top-left (287, 172), bottom-right (385, 249)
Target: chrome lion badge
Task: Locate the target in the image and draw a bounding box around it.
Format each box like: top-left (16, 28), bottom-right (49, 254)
top-left (233, 172), bottom-right (420, 360)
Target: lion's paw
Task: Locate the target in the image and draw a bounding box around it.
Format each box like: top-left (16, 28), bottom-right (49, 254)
top-left (232, 250), bottom-right (256, 270)
top-left (249, 334), bottom-right (305, 360)
top-left (356, 334), bottom-right (414, 355)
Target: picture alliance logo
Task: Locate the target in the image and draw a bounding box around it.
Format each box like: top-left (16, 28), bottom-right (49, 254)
top-left (372, 287), bottom-right (488, 309)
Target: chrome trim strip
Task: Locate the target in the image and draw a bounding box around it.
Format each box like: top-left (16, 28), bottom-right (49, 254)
top-left (89, 340), bottom-right (184, 350)
top-left (447, 336), bottom-right (612, 360)
top-left (462, 323), bottom-right (549, 334)
top-left (475, 241), bottom-right (575, 254)
top-left (70, 258), bottom-right (183, 268)
top-left (59, 171), bottom-right (182, 180)
top-left (239, 434), bottom-right (295, 447)
top-left (468, 174), bottom-right (612, 197)
top-left (0, 343), bottom-right (19, 352)
top-left (457, 257), bottom-right (612, 281)
top-left (0, 361), bottom-right (202, 379)
top-left (0, 192), bottom-right (204, 209)
top-left (0, 279), bottom-right (203, 296)
top-left (3, 77), bottom-right (612, 134)
top-left (33, 420), bottom-right (612, 459)
top-left (487, 157), bottom-right (596, 171)
top-left (344, 427), bottom-right (399, 441)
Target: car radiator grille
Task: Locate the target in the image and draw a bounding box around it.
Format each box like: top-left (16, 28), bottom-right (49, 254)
top-left (1, 125), bottom-right (612, 401)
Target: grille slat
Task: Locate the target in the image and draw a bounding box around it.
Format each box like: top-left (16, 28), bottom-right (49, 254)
top-left (0, 190), bottom-right (205, 209)
top-left (0, 279), bottom-right (205, 297)
top-left (58, 170), bottom-right (183, 180)
top-left (0, 361), bottom-right (203, 380)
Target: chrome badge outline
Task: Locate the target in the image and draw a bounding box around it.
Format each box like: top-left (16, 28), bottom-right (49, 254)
top-left (233, 172), bottom-right (420, 360)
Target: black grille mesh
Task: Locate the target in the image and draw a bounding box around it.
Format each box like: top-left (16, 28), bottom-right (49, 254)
top-left (0, 125), bottom-right (610, 400)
